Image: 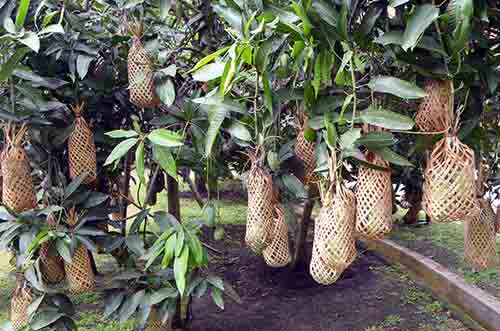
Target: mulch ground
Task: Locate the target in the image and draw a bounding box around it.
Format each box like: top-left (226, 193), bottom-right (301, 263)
top-left (190, 225), bottom-right (469, 331)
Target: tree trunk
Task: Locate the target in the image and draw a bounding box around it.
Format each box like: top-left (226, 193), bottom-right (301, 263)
top-left (167, 174), bottom-right (181, 220)
top-left (404, 189), bottom-right (423, 225)
top-left (290, 191), bottom-right (315, 270)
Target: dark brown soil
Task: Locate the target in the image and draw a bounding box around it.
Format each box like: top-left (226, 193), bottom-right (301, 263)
top-left (190, 225), bottom-right (469, 331)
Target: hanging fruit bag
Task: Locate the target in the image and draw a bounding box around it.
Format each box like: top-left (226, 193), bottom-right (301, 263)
top-left (2, 124), bottom-right (37, 213)
top-left (11, 278), bottom-right (32, 331)
top-left (415, 80), bottom-right (452, 133)
top-left (263, 204), bottom-right (291, 268)
top-left (355, 152), bottom-right (393, 239)
top-left (40, 214), bottom-right (65, 284)
top-left (295, 113), bottom-right (318, 186)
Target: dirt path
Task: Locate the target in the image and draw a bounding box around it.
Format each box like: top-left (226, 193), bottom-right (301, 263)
top-left (191, 225), bottom-right (470, 331)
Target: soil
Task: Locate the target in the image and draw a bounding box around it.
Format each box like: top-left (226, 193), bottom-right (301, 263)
top-left (190, 224), bottom-right (470, 331)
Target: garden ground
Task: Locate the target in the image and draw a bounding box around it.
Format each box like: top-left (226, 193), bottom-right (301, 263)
top-left (0, 189), bottom-right (483, 331)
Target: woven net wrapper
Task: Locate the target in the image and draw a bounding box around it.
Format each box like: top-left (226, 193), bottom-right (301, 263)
top-left (295, 128), bottom-right (318, 185)
top-left (11, 286), bottom-right (32, 331)
top-left (128, 37), bottom-right (160, 109)
top-left (246, 164), bottom-right (274, 254)
top-left (65, 245), bottom-right (96, 295)
top-left (147, 308), bottom-right (172, 331)
top-left (355, 153), bottom-right (393, 239)
top-left (40, 242), bottom-right (65, 284)
top-left (68, 104), bottom-right (97, 185)
top-left (423, 136), bottom-right (479, 223)
top-left (495, 205), bottom-right (500, 234)
top-left (415, 80), bottom-right (452, 133)
top-left (2, 125), bottom-right (37, 213)
top-left (263, 204), bottom-right (291, 267)
top-left (464, 199), bottom-right (499, 271)
top-left (319, 184), bottom-right (357, 269)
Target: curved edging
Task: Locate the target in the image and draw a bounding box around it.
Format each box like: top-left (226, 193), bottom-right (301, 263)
top-left (359, 238), bottom-right (500, 331)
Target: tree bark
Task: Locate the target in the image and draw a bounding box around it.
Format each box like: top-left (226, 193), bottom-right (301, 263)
top-left (290, 191), bottom-right (315, 270)
top-left (404, 189), bottom-right (423, 225)
top-left (167, 174), bottom-right (181, 221)
top-left (186, 174), bottom-right (205, 208)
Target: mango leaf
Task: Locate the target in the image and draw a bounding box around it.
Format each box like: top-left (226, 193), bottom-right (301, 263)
top-left (135, 141), bottom-right (145, 184)
top-left (282, 174), bottom-right (308, 199)
top-left (339, 128), bottom-right (362, 150)
top-left (19, 32), bottom-right (40, 52)
top-left (104, 293), bottom-right (125, 318)
top-left (360, 110), bottom-right (415, 130)
top-left (213, 4), bottom-right (242, 32)
top-left (15, 0), bottom-right (30, 28)
top-left (389, 0), bottom-right (409, 7)
top-left (13, 70), bottom-right (68, 89)
top-left (312, 0), bottom-right (338, 26)
top-left (324, 116), bottom-right (337, 150)
top-left (30, 311), bottom-right (64, 330)
top-left (368, 76), bottom-right (426, 99)
top-left (76, 54), bottom-right (94, 80)
top-left (190, 47), bottom-right (230, 73)
top-left (374, 147), bottom-right (414, 167)
top-left (205, 106), bottom-right (228, 157)
top-left (150, 288), bottom-right (177, 305)
top-left (38, 24), bottom-right (64, 35)
top-left (356, 132), bottom-right (397, 150)
top-left (402, 4), bottom-right (439, 51)
top-left (64, 173), bottom-right (87, 199)
top-left (0, 48), bottom-right (30, 83)
top-left (161, 234), bottom-right (177, 267)
top-left (174, 247), bottom-right (189, 296)
top-left (192, 63), bottom-right (226, 81)
top-left (104, 138), bottom-right (138, 166)
top-left (160, 0), bottom-right (173, 21)
top-left (156, 78), bottom-right (176, 106)
top-left (105, 130), bottom-right (138, 138)
top-left (211, 287), bottom-right (224, 310)
top-left (154, 145), bottom-right (177, 180)
top-left (227, 121), bottom-right (251, 141)
top-left (148, 129), bottom-right (183, 147)
top-left (56, 240), bottom-right (72, 264)
top-left (118, 290), bottom-right (145, 323)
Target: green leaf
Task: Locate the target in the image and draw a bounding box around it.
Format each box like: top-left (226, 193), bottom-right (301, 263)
top-left (211, 287), bottom-right (224, 310)
top-left (227, 122), bottom-right (251, 141)
top-left (30, 311), bottom-right (64, 330)
top-left (356, 132), bottom-right (397, 150)
top-left (118, 290), bottom-right (145, 323)
top-left (154, 145), bottom-right (177, 180)
top-left (220, 54), bottom-right (238, 96)
top-left (157, 78), bottom-right (176, 106)
top-left (282, 174), bottom-right (308, 199)
top-left (160, 64), bottom-right (176, 77)
top-left (187, 233), bottom-right (203, 265)
top-left (207, 275), bottom-right (224, 291)
top-left (148, 129), bottom-right (183, 147)
top-left (262, 72), bottom-right (273, 112)
top-left (104, 293), bottom-right (125, 318)
top-left (15, 0), bottom-right (30, 28)
top-left (389, 0), bottom-right (409, 7)
top-left (160, 0), bottom-right (173, 21)
top-left (192, 63), bottom-right (226, 81)
top-left (38, 23), bottom-right (65, 35)
top-left (27, 295), bottom-right (45, 317)
top-left (360, 110), bottom-right (415, 130)
top-left (374, 147), bottom-right (414, 167)
top-left (368, 76), bottom-right (426, 99)
top-left (0, 48), bottom-right (30, 83)
top-left (312, 0), bottom-right (338, 26)
top-left (104, 138), bottom-right (138, 166)
top-left (213, 4), bottom-right (242, 32)
top-left (135, 141), bottom-right (145, 184)
top-left (161, 234), bottom-right (177, 268)
top-left (190, 47), bottom-right (230, 73)
top-left (205, 106), bottom-right (228, 157)
top-left (19, 32), bottom-right (40, 52)
top-left (150, 288), bottom-right (177, 305)
top-left (402, 4), bottom-right (440, 51)
top-left (105, 130), bottom-right (138, 138)
top-left (324, 116), bottom-right (337, 150)
top-left (174, 246), bottom-right (189, 296)
top-left (339, 128), bottom-right (362, 150)
top-left (76, 54), bottom-right (94, 80)
top-left (313, 53), bottom-right (322, 97)
top-left (64, 173), bottom-right (87, 199)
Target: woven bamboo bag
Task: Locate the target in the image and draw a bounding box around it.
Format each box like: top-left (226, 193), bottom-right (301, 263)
top-left (319, 183), bottom-right (357, 269)
top-left (148, 308), bottom-right (173, 331)
top-left (11, 282), bottom-right (32, 331)
top-left (295, 116), bottom-right (318, 186)
top-left (495, 205), bottom-right (500, 234)
top-left (464, 199), bottom-right (498, 271)
top-left (64, 209), bottom-right (96, 294)
top-left (422, 136), bottom-right (478, 223)
top-left (40, 214), bottom-right (65, 284)
top-left (263, 204), bottom-right (291, 268)
top-left (355, 152), bottom-right (393, 239)
top-left (415, 80), bottom-right (452, 133)
top-left (68, 103), bottom-right (97, 185)
top-left (128, 24), bottom-right (160, 109)
top-left (2, 124), bottom-right (37, 213)
top-left (245, 155), bottom-right (274, 254)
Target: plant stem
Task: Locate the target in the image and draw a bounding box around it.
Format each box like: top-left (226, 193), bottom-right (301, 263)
top-left (432, 0), bottom-right (450, 76)
top-left (9, 78), bottom-right (15, 113)
top-left (254, 72), bottom-right (259, 142)
top-left (349, 53), bottom-right (357, 129)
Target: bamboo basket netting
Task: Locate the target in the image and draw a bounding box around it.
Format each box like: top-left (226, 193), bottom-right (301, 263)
top-left (415, 80), bottom-right (452, 133)
top-left (422, 136), bottom-right (479, 223)
top-left (2, 124), bottom-right (37, 213)
top-left (128, 24), bottom-right (160, 109)
top-left (295, 128), bottom-right (318, 186)
top-left (68, 103), bottom-right (97, 185)
top-left (464, 199), bottom-right (498, 271)
top-left (40, 242), bottom-right (65, 284)
top-left (495, 205), bottom-right (500, 234)
top-left (246, 160), bottom-right (274, 254)
top-left (319, 183), bottom-right (357, 269)
top-left (11, 285), bottom-right (32, 331)
top-left (65, 245), bottom-right (96, 295)
top-left (355, 152), bottom-right (393, 239)
top-left (147, 308), bottom-right (172, 331)
top-left (263, 204), bottom-right (291, 268)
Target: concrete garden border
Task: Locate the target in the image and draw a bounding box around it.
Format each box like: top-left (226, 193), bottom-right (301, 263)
top-left (360, 238), bottom-right (500, 331)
